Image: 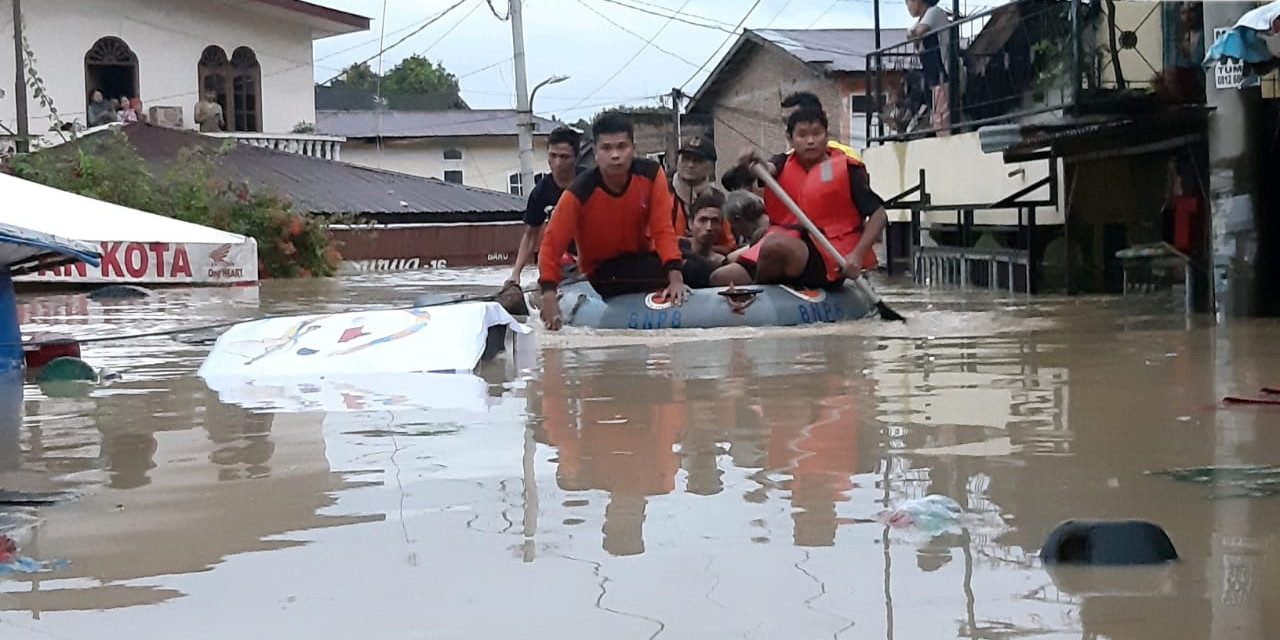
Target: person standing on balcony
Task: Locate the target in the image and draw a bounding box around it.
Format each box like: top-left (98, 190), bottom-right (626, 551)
top-left (194, 91), bottom-right (225, 133)
top-left (907, 0), bottom-right (952, 135)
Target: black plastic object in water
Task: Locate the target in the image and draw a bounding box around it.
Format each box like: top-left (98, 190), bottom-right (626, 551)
top-left (87, 284), bottom-right (154, 300)
top-left (1041, 520), bottom-right (1178, 565)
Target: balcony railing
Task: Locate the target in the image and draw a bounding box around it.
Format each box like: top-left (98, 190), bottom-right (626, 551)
top-left (866, 0), bottom-right (1181, 145)
top-left (206, 132), bottom-right (346, 161)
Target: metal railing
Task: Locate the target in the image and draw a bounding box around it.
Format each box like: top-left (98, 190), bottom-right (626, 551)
top-left (914, 246), bottom-right (1032, 293)
top-left (865, 0), bottom-right (1166, 144)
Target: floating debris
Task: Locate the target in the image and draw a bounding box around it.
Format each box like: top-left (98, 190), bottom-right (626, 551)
top-left (0, 534), bottom-right (69, 576)
top-left (1144, 465), bottom-right (1280, 499)
top-left (877, 494), bottom-right (965, 532)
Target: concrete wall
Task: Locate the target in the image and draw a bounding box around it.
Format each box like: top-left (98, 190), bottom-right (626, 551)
top-left (1, 0), bottom-right (317, 137)
top-left (862, 132), bottom-right (1064, 226)
top-left (700, 42), bottom-right (850, 172)
top-left (340, 134), bottom-right (549, 194)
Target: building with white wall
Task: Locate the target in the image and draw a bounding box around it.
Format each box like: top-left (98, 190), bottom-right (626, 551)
top-left (1, 0), bottom-right (368, 141)
top-left (317, 109), bottom-right (562, 195)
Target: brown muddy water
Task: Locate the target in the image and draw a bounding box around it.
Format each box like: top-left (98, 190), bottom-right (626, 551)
top-left (2, 268), bottom-right (1280, 640)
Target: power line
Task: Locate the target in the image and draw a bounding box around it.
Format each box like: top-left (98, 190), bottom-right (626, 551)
top-left (485, 0), bottom-right (510, 20)
top-left (609, 0), bottom-right (739, 27)
top-left (572, 0), bottom-right (702, 69)
top-left (763, 0), bottom-right (797, 29)
top-left (418, 0), bottom-right (485, 58)
top-left (806, 0), bottom-right (841, 29)
top-left (678, 0), bottom-right (762, 92)
top-left (594, 0), bottom-right (735, 33)
top-left (567, 0), bottom-right (695, 111)
top-left (458, 58), bottom-right (513, 79)
top-left (321, 0), bottom-right (471, 85)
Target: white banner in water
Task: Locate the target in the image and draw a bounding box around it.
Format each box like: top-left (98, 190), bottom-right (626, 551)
top-left (202, 371), bottom-right (495, 414)
top-left (198, 301), bottom-right (530, 378)
top-left (15, 240), bottom-right (258, 285)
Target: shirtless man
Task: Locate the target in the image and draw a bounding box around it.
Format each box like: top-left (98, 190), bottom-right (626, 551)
top-left (679, 190), bottom-right (728, 289)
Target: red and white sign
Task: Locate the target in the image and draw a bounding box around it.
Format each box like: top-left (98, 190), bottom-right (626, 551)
top-left (15, 239), bottom-right (258, 285)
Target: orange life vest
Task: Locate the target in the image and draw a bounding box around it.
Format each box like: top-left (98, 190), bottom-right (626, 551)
top-left (760, 148), bottom-right (877, 280)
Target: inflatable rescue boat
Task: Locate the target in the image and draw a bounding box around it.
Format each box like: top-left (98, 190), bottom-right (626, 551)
top-left (547, 279), bottom-right (878, 329)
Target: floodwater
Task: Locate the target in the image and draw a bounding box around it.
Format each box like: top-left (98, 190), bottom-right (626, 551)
top-left (3, 268), bottom-right (1280, 640)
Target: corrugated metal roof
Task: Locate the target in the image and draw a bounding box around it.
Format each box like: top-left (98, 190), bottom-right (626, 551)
top-left (688, 28), bottom-right (911, 111)
top-left (83, 125), bottom-right (525, 221)
top-left (316, 110), bottom-right (562, 139)
top-left (754, 28), bottom-right (912, 73)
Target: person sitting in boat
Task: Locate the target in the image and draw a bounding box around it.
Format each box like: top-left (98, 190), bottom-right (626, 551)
top-left (538, 112), bottom-right (687, 330)
top-left (506, 126), bottom-right (584, 288)
top-left (679, 190), bottom-right (729, 289)
top-left (670, 134), bottom-right (736, 255)
top-left (721, 165), bottom-right (763, 198)
top-left (712, 93), bottom-right (888, 290)
top-left (723, 190), bottom-right (769, 250)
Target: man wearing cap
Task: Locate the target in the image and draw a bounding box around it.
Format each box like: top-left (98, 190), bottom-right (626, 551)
top-left (670, 133), bottom-right (736, 254)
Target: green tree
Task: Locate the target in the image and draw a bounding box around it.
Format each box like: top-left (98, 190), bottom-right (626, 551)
top-left (331, 62), bottom-right (380, 91)
top-left (319, 56), bottom-right (466, 111)
top-left (382, 55), bottom-right (461, 97)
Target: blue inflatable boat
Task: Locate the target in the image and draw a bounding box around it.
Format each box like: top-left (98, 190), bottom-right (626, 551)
top-left (548, 279), bottom-right (877, 329)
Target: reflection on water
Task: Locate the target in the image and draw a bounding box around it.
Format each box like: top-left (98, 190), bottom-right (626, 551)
top-left (0, 271), bottom-right (1278, 639)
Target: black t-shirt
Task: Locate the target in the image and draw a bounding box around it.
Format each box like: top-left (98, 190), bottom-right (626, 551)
top-left (522, 174), bottom-right (568, 227)
top-left (769, 153), bottom-right (885, 219)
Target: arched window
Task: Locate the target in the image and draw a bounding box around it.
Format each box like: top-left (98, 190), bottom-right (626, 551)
top-left (197, 46), bottom-right (261, 132)
top-left (230, 47), bottom-right (261, 132)
top-left (443, 148), bottom-right (463, 161)
top-left (85, 37), bottom-right (139, 118)
top-left (198, 46), bottom-right (229, 128)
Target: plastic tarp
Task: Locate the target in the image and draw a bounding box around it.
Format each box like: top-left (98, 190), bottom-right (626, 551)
top-left (0, 174), bottom-right (257, 285)
top-left (198, 301), bottom-right (530, 413)
top-left (1203, 1), bottom-right (1280, 67)
top-left (0, 223), bottom-right (100, 275)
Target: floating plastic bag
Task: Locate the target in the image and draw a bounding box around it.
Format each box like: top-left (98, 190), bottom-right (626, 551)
top-left (877, 494), bottom-right (965, 532)
top-left (0, 533), bottom-right (68, 576)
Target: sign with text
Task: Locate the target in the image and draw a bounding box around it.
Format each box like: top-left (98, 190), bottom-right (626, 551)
top-left (15, 240), bottom-right (258, 285)
top-left (1214, 27), bottom-right (1245, 90)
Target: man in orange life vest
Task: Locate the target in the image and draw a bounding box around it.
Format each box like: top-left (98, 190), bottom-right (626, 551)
top-left (713, 93), bottom-right (888, 289)
top-left (538, 112), bottom-right (687, 330)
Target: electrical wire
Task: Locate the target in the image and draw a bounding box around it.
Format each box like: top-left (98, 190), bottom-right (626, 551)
top-left (321, 0), bottom-right (472, 86)
top-left (486, 0), bottom-right (511, 20)
top-left (566, 0), bottom-right (695, 110)
top-left (572, 0), bottom-right (702, 68)
top-left (594, 0), bottom-right (735, 33)
top-left (678, 0), bottom-right (763, 92)
top-left (806, 0), bottom-right (841, 29)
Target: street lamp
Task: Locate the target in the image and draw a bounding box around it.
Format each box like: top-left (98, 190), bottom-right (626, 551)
top-left (516, 74), bottom-right (569, 196)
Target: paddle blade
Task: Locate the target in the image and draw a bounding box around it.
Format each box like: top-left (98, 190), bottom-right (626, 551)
top-left (877, 301), bottom-right (907, 323)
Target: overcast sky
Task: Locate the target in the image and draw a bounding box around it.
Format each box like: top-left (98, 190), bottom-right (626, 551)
top-left (312, 0), bottom-right (945, 121)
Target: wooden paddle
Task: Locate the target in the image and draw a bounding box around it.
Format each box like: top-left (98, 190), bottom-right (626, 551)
top-left (748, 162), bottom-right (906, 322)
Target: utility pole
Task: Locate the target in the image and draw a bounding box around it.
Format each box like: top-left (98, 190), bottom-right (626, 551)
top-left (670, 87), bottom-right (681, 173)
top-left (1204, 2), bottom-right (1262, 320)
top-left (11, 0), bottom-right (30, 153)
top-left (510, 0), bottom-right (534, 197)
